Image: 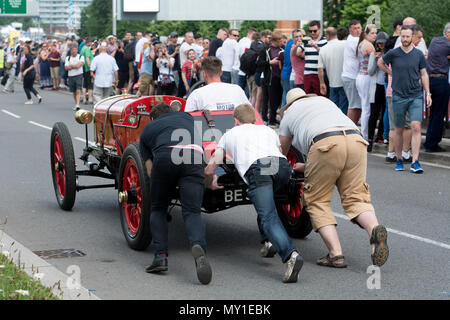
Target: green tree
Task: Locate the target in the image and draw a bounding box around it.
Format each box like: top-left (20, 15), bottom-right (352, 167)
top-left (382, 0), bottom-right (450, 44)
top-left (323, 0), bottom-right (346, 27)
top-left (78, 0), bottom-right (111, 38)
top-left (239, 21), bottom-right (278, 37)
top-left (341, 0), bottom-right (389, 31)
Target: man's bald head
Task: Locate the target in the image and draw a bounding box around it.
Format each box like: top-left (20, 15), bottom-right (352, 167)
top-left (403, 17), bottom-right (417, 26)
top-left (325, 27), bottom-right (338, 40)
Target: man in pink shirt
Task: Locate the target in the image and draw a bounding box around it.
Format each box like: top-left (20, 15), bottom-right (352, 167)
top-left (290, 30), bottom-right (306, 89)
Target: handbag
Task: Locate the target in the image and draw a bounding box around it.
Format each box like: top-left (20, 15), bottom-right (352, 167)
top-left (1, 73), bottom-right (8, 86)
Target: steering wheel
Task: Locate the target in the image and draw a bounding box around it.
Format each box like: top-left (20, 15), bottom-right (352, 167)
top-left (186, 80), bottom-right (206, 98)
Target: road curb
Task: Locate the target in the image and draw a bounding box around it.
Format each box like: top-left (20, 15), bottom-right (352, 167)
top-left (0, 231), bottom-right (100, 300)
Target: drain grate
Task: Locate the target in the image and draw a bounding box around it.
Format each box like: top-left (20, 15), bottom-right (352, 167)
top-left (33, 249), bottom-right (86, 259)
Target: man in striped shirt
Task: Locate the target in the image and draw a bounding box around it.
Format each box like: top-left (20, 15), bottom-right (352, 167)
top-left (304, 21), bottom-right (328, 95)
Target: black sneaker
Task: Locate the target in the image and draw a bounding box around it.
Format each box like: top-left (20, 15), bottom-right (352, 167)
top-left (385, 155), bottom-right (397, 164)
top-left (426, 146), bottom-right (447, 153)
top-left (145, 254), bottom-right (168, 273)
top-left (192, 245), bottom-right (212, 285)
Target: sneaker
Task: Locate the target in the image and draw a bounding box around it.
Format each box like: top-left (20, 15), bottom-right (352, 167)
top-left (367, 141), bottom-right (373, 153)
top-left (192, 245), bottom-right (212, 285)
top-left (395, 159), bottom-right (405, 171)
top-left (260, 241), bottom-right (277, 258)
top-left (385, 155), bottom-right (397, 164)
top-left (383, 139), bottom-right (388, 145)
top-left (38, 96), bottom-right (42, 104)
top-left (24, 100), bottom-right (33, 105)
top-left (402, 150), bottom-right (412, 163)
top-left (73, 105), bottom-right (80, 111)
top-left (410, 160), bottom-right (424, 174)
top-left (425, 146), bottom-right (447, 153)
top-left (283, 251), bottom-right (304, 283)
top-left (145, 254), bottom-right (168, 273)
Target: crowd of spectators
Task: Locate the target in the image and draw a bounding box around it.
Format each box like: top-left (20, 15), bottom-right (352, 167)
top-left (0, 19), bottom-right (448, 158)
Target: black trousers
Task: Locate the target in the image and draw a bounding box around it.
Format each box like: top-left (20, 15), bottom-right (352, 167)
top-left (150, 152), bottom-right (206, 256)
top-left (368, 84), bottom-right (386, 141)
top-left (261, 83), bottom-right (270, 122)
top-left (157, 82), bottom-right (176, 96)
top-left (269, 76), bottom-right (283, 124)
top-left (424, 77), bottom-right (450, 150)
top-left (23, 74), bottom-right (39, 100)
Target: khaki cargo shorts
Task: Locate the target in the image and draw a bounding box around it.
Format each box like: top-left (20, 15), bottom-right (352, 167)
top-left (138, 73), bottom-right (153, 95)
top-left (51, 67), bottom-right (60, 80)
top-left (302, 132), bottom-right (375, 232)
top-left (247, 75), bottom-right (258, 98)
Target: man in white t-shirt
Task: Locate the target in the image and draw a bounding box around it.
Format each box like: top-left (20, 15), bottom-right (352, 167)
top-left (205, 104), bottom-right (303, 283)
top-left (179, 32), bottom-right (195, 67)
top-left (65, 45), bottom-right (85, 110)
top-left (237, 28), bottom-right (256, 93)
top-left (185, 57), bottom-right (250, 112)
top-left (90, 43), bottom-right (119, 103)
top-left (342, 20), bottom-right (363, 124)
top-left (216, 29), bottom-right (240, 84)
top-left (318, 27), bottom-right (348, 114)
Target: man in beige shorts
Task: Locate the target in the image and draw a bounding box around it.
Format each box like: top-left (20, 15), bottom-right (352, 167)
top-left (278, 88), bottom-right (389, 268)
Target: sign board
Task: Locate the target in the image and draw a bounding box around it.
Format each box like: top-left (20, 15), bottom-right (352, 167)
top-left (0, 0), bottom-right (26, 14)
top-left (118, 0), bottom-right (322, 21)
top-left (123, 0), bottom-right (159, 12)
top-left (0, 0), bottom-right (38, 17)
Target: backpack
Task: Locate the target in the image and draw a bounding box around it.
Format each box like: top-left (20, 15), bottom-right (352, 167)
top-left (124, 41), bottom-right (136, 62)
top-left (239, 48), bottom-right (258, 76)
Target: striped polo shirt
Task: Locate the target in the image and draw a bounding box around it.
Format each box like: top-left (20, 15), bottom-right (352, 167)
top-left (304, 37), bottom-right (328, 75)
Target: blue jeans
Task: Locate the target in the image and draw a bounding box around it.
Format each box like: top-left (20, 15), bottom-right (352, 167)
top-left (238, 74), bottom-right (249, 98)
top-left (245, 157), bottom-right (297, 263)
top-left (221, 71), bottom-right (232, 84)
top-left (281, 78), bottom-right (293, 107)
top-left (330, 87), bottom-right (349, 115)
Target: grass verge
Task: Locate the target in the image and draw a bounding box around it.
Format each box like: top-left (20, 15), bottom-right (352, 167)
top-left (0, 253), bottom-right (59, 300)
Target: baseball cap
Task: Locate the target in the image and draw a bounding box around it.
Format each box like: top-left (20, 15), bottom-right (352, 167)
top-left (376, 32), bottom-right (389, 44)
top-left (169, 32), bottom-right (178, 38)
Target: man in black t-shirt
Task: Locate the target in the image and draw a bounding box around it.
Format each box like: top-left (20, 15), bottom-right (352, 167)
top-left (139, 103), bottom-right (212, 285)
top-left (208, 28), bottom-right (228, 57)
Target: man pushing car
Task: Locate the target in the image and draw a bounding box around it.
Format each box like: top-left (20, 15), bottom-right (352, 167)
top-left (205, 104), bottom-right (304, 283)
top-left (278, 88), bottom-right (389, 268)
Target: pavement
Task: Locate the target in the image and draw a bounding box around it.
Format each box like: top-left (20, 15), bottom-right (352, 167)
top-left (0, 84), bottom-right (449, 300)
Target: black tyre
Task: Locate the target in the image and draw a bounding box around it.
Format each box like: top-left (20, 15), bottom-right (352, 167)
top-left (118, 143), bottom-right (152, 250)
top-left (50, 122), bottom-right (77, 211)
top-left (276, 147), bottom-right (313, 239)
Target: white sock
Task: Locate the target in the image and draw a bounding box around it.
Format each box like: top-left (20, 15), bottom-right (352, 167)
top-left (387, 152), bottom-right (396, 158)
top-left (402, 150), bottom-right (411, 159)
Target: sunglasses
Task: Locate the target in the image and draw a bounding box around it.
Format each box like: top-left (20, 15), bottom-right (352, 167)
top-left (309, 29), bottom-right (319, 33)
top-left (231, 34), bottom-right (239, 37)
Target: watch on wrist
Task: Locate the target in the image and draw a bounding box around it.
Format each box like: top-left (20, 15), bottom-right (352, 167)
top-left (427, 93), bottom-right (432, 97)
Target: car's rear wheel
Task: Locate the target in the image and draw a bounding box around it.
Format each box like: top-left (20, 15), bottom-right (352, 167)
top-left (118, 143), bottom-right (152, 250)
top-left (276, 147), bottom-right (313, 239)
top-left (50, 122), bottom-right (77, 211)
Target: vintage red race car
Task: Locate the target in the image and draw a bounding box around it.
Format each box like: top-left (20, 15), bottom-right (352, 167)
top-left (50, 94), bottom-right (312, 250)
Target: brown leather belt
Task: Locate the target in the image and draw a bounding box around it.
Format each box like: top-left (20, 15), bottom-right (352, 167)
top-left (312, 130), bottom-right (362, 145)
top-left (430, 73), bottom-right (448, 78)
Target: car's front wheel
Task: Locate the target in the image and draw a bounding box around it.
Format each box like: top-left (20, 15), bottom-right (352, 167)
top-left (276, 147), bottom-right (313, 239)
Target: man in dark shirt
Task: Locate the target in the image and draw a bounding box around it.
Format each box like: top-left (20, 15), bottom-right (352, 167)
top-left (255, 30), bottom-right (273, 123)
top-left (385, 19), bottom-right (403, 53)
top-left (208, 28), bottom-right (228, 57)
top-left (139, 103), bottom-right (212, 285)
top-left (378, 26), bottom-right (432, 173)
top-left (423, 23), bottom-right (450, 152)
top-left (267, 31), bottom-right (284, 127)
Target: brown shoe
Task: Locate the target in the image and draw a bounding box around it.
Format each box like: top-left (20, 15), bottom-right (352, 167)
top-left (370, 225), bottom-right (389, 267)
top-left (317, 254), bottom-right (347, 268)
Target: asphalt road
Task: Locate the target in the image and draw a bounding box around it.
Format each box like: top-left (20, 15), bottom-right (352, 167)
top-left (0, 85), bottom-right (449, 300)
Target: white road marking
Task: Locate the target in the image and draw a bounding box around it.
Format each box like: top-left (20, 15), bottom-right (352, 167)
top-left (1, 109), bottom-right (21, 119)
top-left (334, 213), bottom-right (450, 250)
top-left (74, 137), bottom-right (96, 145)
top-left (28, 121), bottom-right (52, 131)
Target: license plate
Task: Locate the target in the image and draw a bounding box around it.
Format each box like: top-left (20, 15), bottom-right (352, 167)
top-left (224, 188), bottom-right (250, 204)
